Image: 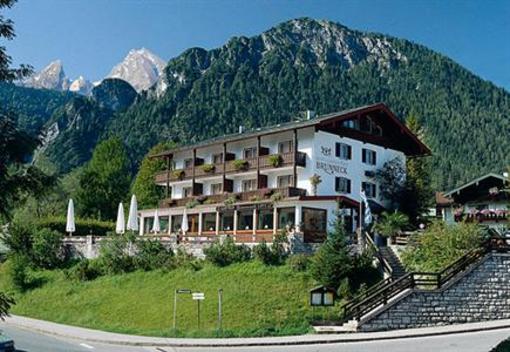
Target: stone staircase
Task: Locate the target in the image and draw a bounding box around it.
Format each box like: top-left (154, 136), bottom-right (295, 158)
top-left (379, 246), bottom-right (407, 278)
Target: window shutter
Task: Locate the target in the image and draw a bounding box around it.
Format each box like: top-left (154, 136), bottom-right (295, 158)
top-left (373, 151), bottom-right (377, 165)
top-left (348, 145), bottom-right (352, 160)
top-left (335, 177), bottom-right (339, 192)
top-left (335, 143), bottom-right (340, 157)
top-left (347, 179), bottom-right (351, 193)
top-left (362, 149), bottom-right (366, 163)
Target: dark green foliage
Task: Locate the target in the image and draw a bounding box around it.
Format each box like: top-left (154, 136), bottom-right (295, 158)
top-left (0, 221), bottom-right (33, 258)
top-left (97, 234), bottom-right (135, 275)
top-left (77, 137), bottom-right (131, 220)
top-left (65, 259), bottom-right (102, 281)
top-left (36, 217), bottom-right (115, 236)
top-left (131, 142), bottom-right (175, 208)
top-left (286, 254), bottom-right (310, 272)
top-left (0, 291), bottom-right (14, 320)
top-left (375, 158), bottom-right (406, 210)
top-left (204, 237), bottom-right (251, 267)
top-left (134, 239), bottom-right (174, 271)
top-left (91, 78), bottom-right (137, 112)
top-left (8, 254), bottom-right (30, 291)
top-left (253, 232), bottom-right (288, 265)
top-left (31, 228), bottom-right (64, 269)
top-left (310, 217), bottom-right (353, 289)
top-left (348, 252), bottom-right (382, 296)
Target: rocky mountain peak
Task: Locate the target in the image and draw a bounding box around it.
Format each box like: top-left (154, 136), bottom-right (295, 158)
top-left (107, 48), bottom-right (166, 93)
top-left (23, 60), bottom-right (70, 91)
top-left (69, 75), bottom-right (94, 96)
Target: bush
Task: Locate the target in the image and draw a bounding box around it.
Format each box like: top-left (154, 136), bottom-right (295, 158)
top-left (65, 259), bottom-right (102, 281)
top-left (0, 221), bottom-right (33, 258)
top-left (36, 217), bottom-right (115, 236)
top-left (287, 254), bottom-right (309, 272)
top-left (401, 221), bottom-right (484, 272)
top-left (31, 228), bottom-right (65, 269)
top-left (97, 234), bottom-right (135, 275)
top-left (204, 237), bottom-right (251, 266)
top-left (253, 232), bottom-right (288, 265)
top-left (134, 239), bottom-right (174, 271)
top-left (8, 254), bottom-right (30, 291)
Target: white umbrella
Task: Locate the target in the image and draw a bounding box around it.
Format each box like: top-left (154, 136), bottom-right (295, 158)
top-left (66, 199), bottom-right (75, 235)
top-left (181, 208), bottom-right (189, 233)
top-left (152, 208), bottom-right (161, 233)
top-left (127, 194), bottom-right (139, 232)
top-left (115, 202), bottom-right (125, 234)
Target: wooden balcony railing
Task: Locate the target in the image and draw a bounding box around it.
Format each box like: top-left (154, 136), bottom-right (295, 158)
top-left (154, 152), bottom-right (307, 183)
top-left (159, 186), bottom-right (307, 208)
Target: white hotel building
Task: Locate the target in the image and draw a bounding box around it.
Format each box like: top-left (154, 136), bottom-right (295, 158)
top-left (139, 103), bottom-right (429, 244)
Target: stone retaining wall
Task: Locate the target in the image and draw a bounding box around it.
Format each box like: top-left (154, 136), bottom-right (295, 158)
top-left (360, 253), bottom-right (510, 331)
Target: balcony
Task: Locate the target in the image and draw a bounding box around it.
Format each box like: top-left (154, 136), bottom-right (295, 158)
top-left (159, 186), bottom-right (307, 208)
top-left (154, 151), bottom-right (307, 184)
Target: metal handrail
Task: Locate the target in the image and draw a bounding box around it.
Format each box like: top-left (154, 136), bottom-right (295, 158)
top-left (340, 236), bottom-right (510, 322)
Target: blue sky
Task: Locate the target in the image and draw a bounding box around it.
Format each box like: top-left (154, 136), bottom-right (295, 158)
top-left (4, 0), bottom-right (510, 90)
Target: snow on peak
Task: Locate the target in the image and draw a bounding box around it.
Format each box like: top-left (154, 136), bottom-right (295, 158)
top-left (23, 60), bottom-right (70, 91)
top-left (107, 48), bottom-right (166, 92)
top-left (69, 76), bottom-right (94, 95)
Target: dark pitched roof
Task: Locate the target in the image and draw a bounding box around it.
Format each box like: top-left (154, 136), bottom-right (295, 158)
top-left (443, 173), bottom-right (508, 197)
top-left (151, 103), bottom-right (431, 158)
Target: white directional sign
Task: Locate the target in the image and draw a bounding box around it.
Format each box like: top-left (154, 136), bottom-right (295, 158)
top-left (192, 292), bottom-right (205, 300)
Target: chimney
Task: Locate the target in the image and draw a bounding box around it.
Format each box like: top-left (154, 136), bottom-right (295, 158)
top-left (306, 110), bottom-right (315, 120)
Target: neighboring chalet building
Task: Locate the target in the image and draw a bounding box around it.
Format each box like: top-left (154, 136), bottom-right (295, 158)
top-left (437, 173), bottom-right (510, 230)
top-left (139, 103), bottom-right (430, 244)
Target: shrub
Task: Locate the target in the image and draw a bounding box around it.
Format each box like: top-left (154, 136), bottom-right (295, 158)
top-left (270, 192), bottom-right (282, 203)
top-left (97, 234), bottom-right (135, 275)
top-left (287, 254), bottom-right (309, 272)
top-left (204, 237), bottom-right (251, 266)
top-left (0, 221), bottom-right (33, 258)
top-left (134, 239), bottom-right (174, 271)
top-left (401, 221), bottom-right (484, 272)
top-left (253, 241), bottom-right (272, 264)
top-left (224, 195), bottom-right (238, 207)
top-left (65, 259), bottom-right (102, 281)
top-left (201, 164), bottom-right (215, 173)
top-left (268, 154), bottom-right (282, 167)
top-left (232, 159), bottom-right (249, 171)
top-left (31, 228), bottom-right (65, 269)
top-left (36, 217), bottom-right (115, 236)
top-left (253, 232), bottom-right (288, 265)
top-left (8, 254), bottom-right (30, 291)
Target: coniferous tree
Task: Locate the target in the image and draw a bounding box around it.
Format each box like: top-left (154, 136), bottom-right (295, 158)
top-left (77, 137), bottom-right (131, 220)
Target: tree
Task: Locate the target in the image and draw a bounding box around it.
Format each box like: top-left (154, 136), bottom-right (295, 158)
top-left (375, 157), bottom-right (406, 210)
top-left (374, 211), bottom-right (409, 238)
top-left (131, 142), bottom-right (174, 208)
top-left (310, 216), bottom-right (353, 288)
top-left (77, 137), bottom-right (131, 220)
top-left (402, 116), bottom-right (432, 223)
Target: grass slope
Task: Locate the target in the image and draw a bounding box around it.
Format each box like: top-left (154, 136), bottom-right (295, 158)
top-left (0, 262), bottom-right (317, 337)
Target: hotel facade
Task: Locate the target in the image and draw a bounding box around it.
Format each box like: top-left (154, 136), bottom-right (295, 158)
top-left (139, 103), bottom-right (429, 244)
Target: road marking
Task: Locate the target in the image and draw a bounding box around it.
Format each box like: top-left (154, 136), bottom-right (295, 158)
top-left (79, 343), bottom-right (95, 349)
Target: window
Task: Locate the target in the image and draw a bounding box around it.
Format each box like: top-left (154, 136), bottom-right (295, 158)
top-left (211, 183), bottom-right (223, 195)
top-left (203, 213), bottom-right (216, 232)
top-left (212, 153), bottom-right (223, 164)
top-left (237, 209), bottom-right (253, 230)
top-left (220, 211), bottom-right (234, 231)
top-left (243, 147), bottom-right (257, 159)
top-left (362, 148), bottom-right (377, 165)
top-left (335, 142), bottom-right (352, 160)
top-left (362, 182), bottom-right (377, 198)
top-left (341, 119), bottom-right (358, 130)
top-left (187, 214), bottom-right (199, 234)
top-left (335, 177), bottom-right (351, 193)
top-left (302, 208), bottom-right (327, 242)
top-left (258, 209), bottom-right (274, 230)
top-left (242, 179), bottom-right (257, 192)
top-left (184, 158), bottom-right (194, 169)
top-left (183, 187), bottom-right (192, 198)
top-left (278, 207), bottom-right (295, 229)
top-left (171, 215), bottom-right (183, 233)
top-left (277, 175), bottom-right (293, 188)
top-left (278, 140), bottom-right (293, 154)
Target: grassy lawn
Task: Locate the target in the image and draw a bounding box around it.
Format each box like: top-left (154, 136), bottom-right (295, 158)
top-left (0, 261), bottom-right (325, 337)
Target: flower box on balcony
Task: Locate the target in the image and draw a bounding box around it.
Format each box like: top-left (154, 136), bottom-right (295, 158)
top-left (268, 154), bottom-right (283, 167)
top-left (232, 159), bottom-right (249, 171)
top-left (201, 164), bottom-right (215, 173)
top-left (173, 169), bottom-right (185, 180)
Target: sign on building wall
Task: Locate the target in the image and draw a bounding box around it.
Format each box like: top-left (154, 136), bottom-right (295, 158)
top-left (315, 160), bottom-right (348, 176)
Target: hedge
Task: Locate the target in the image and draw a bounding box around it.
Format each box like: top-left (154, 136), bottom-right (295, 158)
top-left (36, 217), bottom-right (115, 236)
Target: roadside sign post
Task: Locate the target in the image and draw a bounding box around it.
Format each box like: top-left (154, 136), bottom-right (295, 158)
top-left (192, 292), bottom-right (205, 330)
top-left (173, 288), bottom-right (192, 332)
top-left (218, 288), bottom-right (223, 332)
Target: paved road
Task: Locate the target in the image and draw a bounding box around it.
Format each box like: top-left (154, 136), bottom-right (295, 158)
top-left (2, 324), bottom-right (509, 352)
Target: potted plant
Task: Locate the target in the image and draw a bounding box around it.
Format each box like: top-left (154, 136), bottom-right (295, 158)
top-left (270, 192), bottom-right (283, 203)
top-left (186, 199), bottom-right (199, 209)
top-left (172, 169), bottom-right (185, 180)
top-left (373, 211), bottom-right (409, 246)
top-left (201, 163), bottom-right (215, 173)
top-left (232, 159), bottom-right (249, 171)
top-left (309, 174), bottom-right (322, 196)
top-left (224, 194), bottom-right (238, 208)
top-left (268, 154), bottom-right (283, 167)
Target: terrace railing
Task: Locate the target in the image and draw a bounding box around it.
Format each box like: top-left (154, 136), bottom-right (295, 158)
top-left (341, 235), bottom-right (510, 323)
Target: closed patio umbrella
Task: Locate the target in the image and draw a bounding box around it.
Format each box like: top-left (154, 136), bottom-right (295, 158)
top-left (127, 194), bottom-right (139, 232)
top-left (181, 208), bottom-right (189, 234)
top-left (152, 208), bottom-right (161, 233)
top-left (115, 202), bottom-right (125, 234)
top-left (66, 199), bottom-right (75, 236)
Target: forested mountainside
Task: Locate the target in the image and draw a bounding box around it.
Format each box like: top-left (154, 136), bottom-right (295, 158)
top-left (2, 18), bottom-right (509, 190)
